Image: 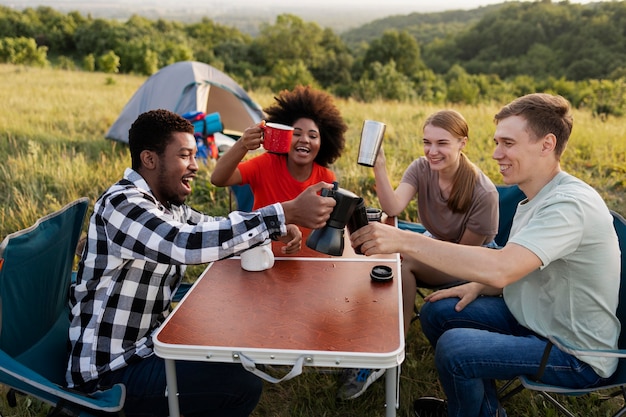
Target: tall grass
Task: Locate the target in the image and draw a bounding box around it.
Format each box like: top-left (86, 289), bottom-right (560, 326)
top-left (0, 63), bottom-right (625, 417)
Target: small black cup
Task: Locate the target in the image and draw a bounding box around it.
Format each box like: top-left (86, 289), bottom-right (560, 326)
top-left (370, 265), bottom-right (393, 282)
top-left (347, 198), bottom-right (368, 254)
top-left (366, 207), bottom-right (382, 222)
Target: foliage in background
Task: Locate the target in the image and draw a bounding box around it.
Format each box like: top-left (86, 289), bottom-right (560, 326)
top-left (0, 36), bottom-right (47, 66)
top-left (3, 2), bottom-right (626, 115)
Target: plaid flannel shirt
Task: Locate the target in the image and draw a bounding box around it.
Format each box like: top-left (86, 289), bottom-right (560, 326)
top-left (66, 168), bottom-right (286, 387)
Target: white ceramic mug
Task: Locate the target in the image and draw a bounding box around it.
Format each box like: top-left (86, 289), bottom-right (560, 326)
top-left (240, 239), bottom-right (275, 271)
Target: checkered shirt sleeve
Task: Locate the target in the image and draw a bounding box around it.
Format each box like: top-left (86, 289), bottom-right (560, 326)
top-left (66, 169), bottom-right (285, 387)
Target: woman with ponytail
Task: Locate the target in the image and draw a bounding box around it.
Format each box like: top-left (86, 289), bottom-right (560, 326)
top-left (338, 110), bottom-right (499, 401)
top-left (374, 109), bottom-right (499, 336)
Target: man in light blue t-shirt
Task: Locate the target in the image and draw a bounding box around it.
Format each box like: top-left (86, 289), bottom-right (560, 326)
top-left (349, 93), bottom-right (621, 417)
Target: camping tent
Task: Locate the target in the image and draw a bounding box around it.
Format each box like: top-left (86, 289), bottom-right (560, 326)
top-left (106, 61), bottom-right (261, 212)
top-left (106, 61), bottom-right (265, 144)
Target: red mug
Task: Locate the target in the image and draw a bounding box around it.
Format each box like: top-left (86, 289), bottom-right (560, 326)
top-left (262, 122), bottom-right (294, 154)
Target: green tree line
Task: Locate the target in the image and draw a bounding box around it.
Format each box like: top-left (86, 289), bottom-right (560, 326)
top-left (2, 1), bottom-right (626, 117)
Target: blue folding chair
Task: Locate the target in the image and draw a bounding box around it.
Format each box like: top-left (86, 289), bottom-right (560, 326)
top-left (230, 183), bottom-right (254, 212)
top-left (399, 184), bottom-right (525, 244)
top-left (0, 198), bottom-right (125, 417)
top-left (493, 184), bottom-right (526, 247)
top-left (499, 210), bottom-right (626, 417)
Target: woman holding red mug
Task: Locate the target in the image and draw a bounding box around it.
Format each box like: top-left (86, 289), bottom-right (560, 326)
top-left (211, 85), bottom-right (347, 218)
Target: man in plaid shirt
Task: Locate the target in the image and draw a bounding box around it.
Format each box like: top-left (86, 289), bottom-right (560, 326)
top-left (66, 109), bottom-right (336, 417)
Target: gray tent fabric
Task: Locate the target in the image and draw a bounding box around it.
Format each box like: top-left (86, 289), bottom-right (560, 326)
top-left (106, 61), bottom-right (265, 143)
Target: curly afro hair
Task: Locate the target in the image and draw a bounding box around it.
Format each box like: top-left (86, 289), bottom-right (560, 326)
top-left (264, 85), bottom-right (347, 167)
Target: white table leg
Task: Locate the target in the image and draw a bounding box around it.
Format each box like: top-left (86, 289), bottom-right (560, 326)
top-left (164, 359), bottom-right (180, 417)
top-left (385, 366), bottom-right (398, 417)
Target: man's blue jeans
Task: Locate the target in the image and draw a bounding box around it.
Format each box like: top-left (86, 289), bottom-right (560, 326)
top-left (92, 354), bottom-right (262, 417)
top-left (419, 296), bottom-right (607, 417)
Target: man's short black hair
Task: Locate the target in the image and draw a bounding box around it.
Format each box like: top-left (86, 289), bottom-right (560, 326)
top-left (128, 109), bottom-right (194, 170)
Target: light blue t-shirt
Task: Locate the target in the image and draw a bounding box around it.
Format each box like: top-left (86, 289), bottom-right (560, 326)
top-left (504, 171), bottom-right (621, 378)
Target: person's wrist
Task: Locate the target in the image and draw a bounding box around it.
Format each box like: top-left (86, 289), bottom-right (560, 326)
top-left (280, 200), bottom-right (294, 224)
top-left (237, 140), bottom-right (250, 152)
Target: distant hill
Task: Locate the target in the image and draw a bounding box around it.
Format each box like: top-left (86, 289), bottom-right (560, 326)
top-left (340, 4), bottom-right (503, 48)
top-left (1, 0), bottom-right (455, 35)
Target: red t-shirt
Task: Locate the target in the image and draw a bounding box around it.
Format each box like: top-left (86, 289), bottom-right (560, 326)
top-left (238, 152), bottom-right (336, 210)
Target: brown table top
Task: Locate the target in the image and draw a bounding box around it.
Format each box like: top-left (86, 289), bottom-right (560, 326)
top-left (154, 220), bottom-right (404, 368)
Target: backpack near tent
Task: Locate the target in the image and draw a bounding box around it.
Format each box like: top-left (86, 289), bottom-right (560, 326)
top-left (180, 110), bottom-right (223, 161)
top-left (106, 61), bottom-right (263, 211)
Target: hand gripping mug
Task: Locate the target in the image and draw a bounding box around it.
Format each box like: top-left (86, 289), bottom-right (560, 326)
top-left (240, 239), bottom-right (275, 271)
top-left (262, 122), bottom-right (294, 154)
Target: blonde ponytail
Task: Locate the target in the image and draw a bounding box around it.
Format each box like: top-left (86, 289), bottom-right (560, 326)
top-left (448, 153), bottom-right (478, 213)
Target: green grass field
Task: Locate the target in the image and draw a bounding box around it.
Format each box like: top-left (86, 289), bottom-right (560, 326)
top-left (1, 63), bottom-right (625, 416)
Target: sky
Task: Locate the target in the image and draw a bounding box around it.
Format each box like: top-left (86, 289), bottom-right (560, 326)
top-left (278, 0), bottom-right (599, 7)
top-left (3, 0), bottom-right (612, 30)
top-left (219, 0), bottom-right (608, 12)
top-left (6, 0), bottom-right (609, 12)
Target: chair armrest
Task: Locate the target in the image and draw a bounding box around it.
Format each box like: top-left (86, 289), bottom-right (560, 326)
top-left (549, 335), bottom-right (626, 359)
top-left (0, 349), bottom-right (125, 412)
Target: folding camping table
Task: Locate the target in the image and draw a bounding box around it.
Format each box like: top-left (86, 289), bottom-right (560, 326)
top-left (153, 219), bottom-right (405, 417)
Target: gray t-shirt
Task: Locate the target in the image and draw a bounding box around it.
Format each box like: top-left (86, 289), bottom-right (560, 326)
top-left (400, 156), bottom-right (499, 243)
top-left (504, 171), bottom-right (620, 378)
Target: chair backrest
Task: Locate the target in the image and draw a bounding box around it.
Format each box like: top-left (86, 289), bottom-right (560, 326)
top-left (610, 211), bottom-right (626, 349)
top-left (0, 198), bottom-right (88, 383)
top-left (230, 183), bottom-right (254, 211)
top-left (494, 185), bottom-right (526, 247)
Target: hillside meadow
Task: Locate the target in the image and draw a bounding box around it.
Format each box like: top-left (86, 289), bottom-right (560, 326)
top-left (1, 63), bottom-right (625, 417)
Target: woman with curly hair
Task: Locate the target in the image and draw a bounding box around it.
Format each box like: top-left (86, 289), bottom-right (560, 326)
top-left (211, 85), bottom-right (347, 216)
